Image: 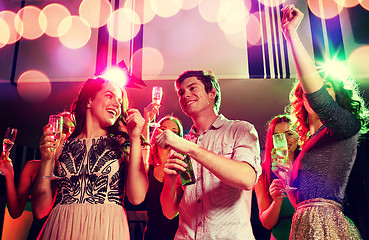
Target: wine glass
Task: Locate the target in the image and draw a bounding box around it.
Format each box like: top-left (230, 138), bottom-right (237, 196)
top-left (149, 86), bottom-right (163, 128)
top-left (43, 115), bottom-right (63, 179)
top-left (2, 127), bottom-right (18, 156)
top-left (272, 133), bottom-right (297, 192)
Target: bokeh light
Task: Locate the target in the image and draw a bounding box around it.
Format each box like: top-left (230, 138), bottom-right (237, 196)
top-left (101, 67), bottom-right (128, 88)
top-left (125, 0), bottom-right (156, 24)
top-left (182, 0), bottom-right (200, 10)
top-left (224, 30), bottom-right (247, 49)
top-left (0, 18), bottom-right (10, 47)
top-left (347, 45), bottom-right (369, 78)
top-left (16, 6), bottom-right (46, 40)
top-left (58, 16), bottom-right (91, 49)
top-left (360, 0), bottom-right (369, 10)
top-left (334, 0), bottom-right (361, 8)
top-left (257, 0), bottom-right (288, 7)
top-left (307, 0), bottom-right (343, 19)
top-left (199, 0), bottom-right (221, 23)
top-left (131, 47), bottom-right (164, 80)
top-left (0, 11), bottom-right (23, 44)
top-left (151, 0), bottom-right (183, 18)
top-left (17, 70), bottom-right (51, 103)
top-left (217, 0), bottom-right (250, 34)
top-left (40, 3), bottom-right (71, 37)
top-left (79, 0), bottom-right (112, 28)
top-left (246, 12), bottom-right (262, 46)
top-left (107, 8), bottom-right (141, 42)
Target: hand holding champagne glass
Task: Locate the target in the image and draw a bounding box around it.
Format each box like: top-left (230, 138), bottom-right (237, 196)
top-left (43, 115), bottom-right (63, 179)
top-left (2, 127), bottom-right (17, 157)
top-left (271, 133), bottom-right (296, 191)
top-left (149, 86), bottom-right (163, 128)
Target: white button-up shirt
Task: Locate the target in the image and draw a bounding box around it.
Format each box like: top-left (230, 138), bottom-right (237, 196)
top-left (174, 115), bottom-right (262, 240)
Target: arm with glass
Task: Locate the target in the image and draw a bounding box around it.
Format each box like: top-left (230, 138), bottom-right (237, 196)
top-left (271, 132), bottom-right (297, 192)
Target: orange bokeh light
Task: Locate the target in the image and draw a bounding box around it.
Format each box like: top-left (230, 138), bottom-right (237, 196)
top-left (151, 0), bottom-right (183, 18)
top-left (17, 70), bottom-right (51, 103)
top-left (79, 0), bottom-right (112, 28)
top-left (16, 6), bottom-right (46, 40)
top-left (125, 0), bottom-right (156, 24)
top-left (131, 47), bottom-right (164, 80)
top-left (334, 0), bottom-right (361, 8)
top-left (0, 18), bottom-right (10, 47)
top-left (40, 3), bottom-right (71, 37)
top-left (107, 8), bottom-right (141, 42)
top-left (360, 0), bottom-right (369, 10)
top-left (0, 11), bottom-right (23, 44)
top-left (58, 16), bottom-right (91, 49)
top-left (307, 0), bottom-right (343, 19)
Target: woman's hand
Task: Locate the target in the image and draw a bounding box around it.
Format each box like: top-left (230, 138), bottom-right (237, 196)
top-left (269, 179), bottom-right (285, 202)
top-left (281, 4), bottom-right (304, 39)
top-left (0, 153), bottom-right (14, 179)
top-left (126, 108), bottom-right (145, 139)
top-left (144, 102), bottom-right (160, 124)
top-left (39, 124), bottom-right (58, 162)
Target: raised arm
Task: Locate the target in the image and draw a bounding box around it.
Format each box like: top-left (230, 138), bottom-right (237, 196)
top-left (254, 178), bottom-right (285, 230)
top-left (0, 157), bottom-right (40, 219)
top-left (31, 125), bottom-right (59, 219)
top-left (125, 109), bottom-right (149, 205)
top-left (282, 4), bottom-right (324, 93)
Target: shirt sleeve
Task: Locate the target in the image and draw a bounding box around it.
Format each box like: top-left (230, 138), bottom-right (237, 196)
top-left (232, 121), bottom-right (262, 183)
top-left (305, 86), bottom-right (361, 139)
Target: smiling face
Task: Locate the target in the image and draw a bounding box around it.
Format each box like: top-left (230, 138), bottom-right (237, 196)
top-left (87, 82), bottom-right (123, 130)
top-left (273, 122), bottom-right (298, 154)
top-left (176, 77), bottom-right (216, 117)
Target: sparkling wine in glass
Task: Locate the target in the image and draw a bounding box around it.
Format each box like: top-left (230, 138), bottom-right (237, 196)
top-left (43, 115), bottom-right (63, 179)
top-left (150, 86), bottom-right (163, 128)
top-left (272, 133), bottom-right (296, 192)
top-left (2, 127), bottom-right (17, 156)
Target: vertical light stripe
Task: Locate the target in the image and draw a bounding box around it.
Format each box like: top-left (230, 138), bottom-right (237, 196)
top-left (270, 3), bottom-right (280, 78)
top-left (318, 0), bottom-right (330, 60)
top-left (264, 2), bottom-right (275, 78)
top-left (276, 4), bottom-right (287, 78)
top-left (258, 1), bottom-right (267, 78)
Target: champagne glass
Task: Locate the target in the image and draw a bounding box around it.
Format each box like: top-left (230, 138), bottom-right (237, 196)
top-left (272, 133), bottom-right (296, 192)
top-left (43, 115), bottom-right (63, 179)
top-left (149, 86), bottom-right (163, 128)
top-left (2, 127), bottom-right (18, 156)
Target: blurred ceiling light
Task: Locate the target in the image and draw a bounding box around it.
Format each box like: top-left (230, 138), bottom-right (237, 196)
top-left (58, 16), bottom-right (91, 49)
top-left (79, 0), bottom-right (112, 28)
top-left (0, 11), bottom-right (23, 44)
top-left (17, 70), bottom-right (51, 103)
top-left (106, 8), bottom-right (141, 42)
top-left (0, 18), bottom-right (10, 47)
top-left (307, 0), bottom-right (343, 19)
top-left (16, 6), bottom-right (46, 40)
top-left (125, 0), bottom-right (156, 24)
top-left (151, 0), bottom-right (183, 18)
top-left (40, 3), bottom-right (71, 37)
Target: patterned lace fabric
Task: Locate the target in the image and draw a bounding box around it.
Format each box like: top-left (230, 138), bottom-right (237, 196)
top-left (55, 135), bottom-right (126, 206)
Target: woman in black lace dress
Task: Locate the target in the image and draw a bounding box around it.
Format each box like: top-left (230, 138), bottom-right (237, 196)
top-left (32, 77), bottom-right (148, 239)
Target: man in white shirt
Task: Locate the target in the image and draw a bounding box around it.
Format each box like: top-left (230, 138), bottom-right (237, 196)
top-left (156, 70), bottom-right (262, 239)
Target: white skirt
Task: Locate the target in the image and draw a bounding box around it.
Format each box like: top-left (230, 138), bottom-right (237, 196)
top-left (38, 203), bottom-right (130, 240)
